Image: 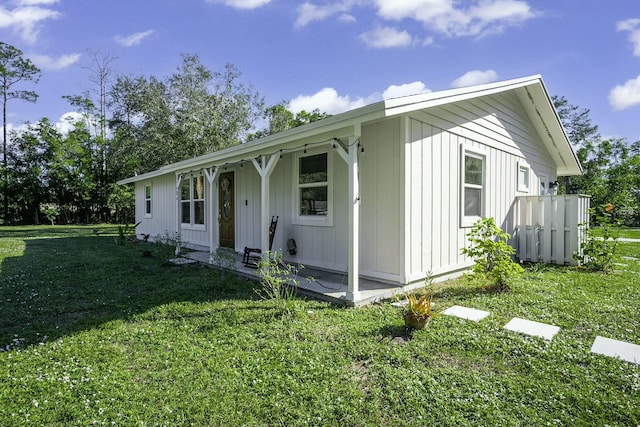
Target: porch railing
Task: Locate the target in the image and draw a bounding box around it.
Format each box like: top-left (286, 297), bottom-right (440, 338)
top-left (514, 195), bottom-right (590, 265)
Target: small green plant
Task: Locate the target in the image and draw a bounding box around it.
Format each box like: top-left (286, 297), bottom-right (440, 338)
top-left (397, 273), bottom-right (441, 329)
top-left (113, 221), bottom-right (141, 245)
top-left (256, 251), bottom-right (302, 316)
top-left (574, 203), bottom-right (621, 272)
top-left (461, 217), bottom-right (524, 291)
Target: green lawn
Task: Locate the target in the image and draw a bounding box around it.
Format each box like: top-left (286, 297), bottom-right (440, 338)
top-left (590, 226), bottom-right (640, 239)
top-left (1, 226), bottom-right (638, 426)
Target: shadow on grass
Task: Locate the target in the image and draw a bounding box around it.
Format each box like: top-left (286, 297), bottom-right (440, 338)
top-left (0, 229), bottom-right (258, 351)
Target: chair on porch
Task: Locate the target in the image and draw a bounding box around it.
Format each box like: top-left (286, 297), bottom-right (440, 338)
top-left (242, 216), bottom-right (278, 268)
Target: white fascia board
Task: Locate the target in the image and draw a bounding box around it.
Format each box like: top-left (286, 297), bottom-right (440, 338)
top-left (383, 75), bottom-right (543, 118)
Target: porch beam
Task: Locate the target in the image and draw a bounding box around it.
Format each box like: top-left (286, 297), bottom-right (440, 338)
top-left (203, 166), bottom-right (219, 263)
top-left (252, 155), bottom-right (279, 252)
top-left (174, 173), bottom-right (183, 256)
top-left (346, 129), bottom-right (361, 302)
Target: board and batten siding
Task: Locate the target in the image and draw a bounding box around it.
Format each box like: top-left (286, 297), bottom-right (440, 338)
top-left (359, 118), bottom-right (404, 282)
top-left (135, 173), bottom-right (210, 249)
top-left (136, 174), bottom-right (176, 240)
top-left (403, 92), bottom-right (559, 284)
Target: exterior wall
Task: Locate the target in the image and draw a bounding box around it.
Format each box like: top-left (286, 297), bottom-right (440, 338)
top-left (359, 118), bottom-right (404, 282)
top-left (135, 173), bottom-right (210, 249)
top-left (135, 173), bottom-right (176, 240)
top-left (404, 91), bottom-right (558, 283)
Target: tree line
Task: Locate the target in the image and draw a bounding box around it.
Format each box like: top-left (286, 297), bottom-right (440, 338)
top-left (1, 41), bottom-right (638, 226)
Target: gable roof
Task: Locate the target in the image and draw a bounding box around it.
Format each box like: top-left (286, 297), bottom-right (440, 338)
top-left (119, 75), bottom-right (581, 184)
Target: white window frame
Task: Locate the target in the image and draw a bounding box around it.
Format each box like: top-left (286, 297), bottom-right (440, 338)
top-left (144, 183), bottom-right (152, 218)
top-left (180, 174), bottom-right (206, 230)
top-left (460, 145), bottom-right (487, 228)
top-left (292, 148), bottom-right (333, 227)
top-left (517, 161), bottom-right (530, 193)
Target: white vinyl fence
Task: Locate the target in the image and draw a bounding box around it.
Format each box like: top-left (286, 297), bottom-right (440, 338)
top-left (514, 195), bottom-right (590, 265)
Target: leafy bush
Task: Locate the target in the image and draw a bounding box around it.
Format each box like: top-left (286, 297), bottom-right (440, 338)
top-left (574, 203), bottom-right (620, 272)
top-left (113, 221), bottom-right (140, 245)
top-left (461, 217), bottom-right (523, 291)
top-left (256, 251), bottom-right (301, 316)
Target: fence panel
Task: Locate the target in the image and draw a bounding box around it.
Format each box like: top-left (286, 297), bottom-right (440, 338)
top-left (514, 195), bottom-right (590, 265)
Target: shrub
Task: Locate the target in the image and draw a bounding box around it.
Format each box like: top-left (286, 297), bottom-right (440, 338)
top-left (256, 251), bottom-right (302, 316)
top-left (461, 217), bottom-right (524, 291)
top-left (574, 203), bottom-right (620, 272)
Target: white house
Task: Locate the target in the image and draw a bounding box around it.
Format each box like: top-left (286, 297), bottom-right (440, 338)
top-left (118, 75), bottom-right (584, 304)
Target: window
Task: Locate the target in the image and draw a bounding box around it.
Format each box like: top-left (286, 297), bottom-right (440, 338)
top-left (461, 148), bottom-right (486, 227)
top-left (293, 151), bottom-right (333, 226)
top-left (539, 174), bottom-right (548, 195)
top-left (181, 175), bottom-right (205, 228)
top-left (144, 184), bottom-right (152, 217)
top-left (518, 161), bottom-right (530, 192)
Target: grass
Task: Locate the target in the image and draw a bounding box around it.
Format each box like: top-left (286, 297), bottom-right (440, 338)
top-left (1, 226), bottom-right (639, 426)
top-left (590, 226), bottom-right (640, 239)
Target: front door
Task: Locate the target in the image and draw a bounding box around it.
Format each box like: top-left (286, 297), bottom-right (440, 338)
top-left (218, 172), bottom-right (235, 249)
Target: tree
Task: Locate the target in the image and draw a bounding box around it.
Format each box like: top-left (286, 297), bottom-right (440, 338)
top-left (0, 42), bottom-right (40, 223)
top-left (248, 102), bottom-right (331, 140)
top-left (109, 54), bottom-right (264, 175)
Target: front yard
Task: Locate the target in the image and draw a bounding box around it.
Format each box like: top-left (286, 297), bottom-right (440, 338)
top-left (0, 226), bottom-right (638, 426)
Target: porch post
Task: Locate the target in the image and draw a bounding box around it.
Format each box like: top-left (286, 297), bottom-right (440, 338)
top-left (204, 167), bottom-right (219, 263)
top-left (175, 173), bottom-right (183, 256)
top-left (251, 155), bottom-right (279, 252)
top-left (346, 130), bottom-right (361, 302)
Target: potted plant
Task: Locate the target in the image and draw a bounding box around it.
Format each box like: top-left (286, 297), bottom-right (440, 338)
top-left (399, 289), bottom-right (441, 329)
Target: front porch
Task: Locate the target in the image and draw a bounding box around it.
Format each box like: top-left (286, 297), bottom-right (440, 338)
top-left (183, 250), bottom-right (405, 307)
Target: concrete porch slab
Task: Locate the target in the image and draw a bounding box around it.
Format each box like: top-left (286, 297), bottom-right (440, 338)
top-left (590, 336), bottom-right (640, 365)
top-left (503, 317), bottom-right (560, 341)
top-left (182, 250), bottom-right (404, 306)
top-left (442, 305), bottom-right (491, 322)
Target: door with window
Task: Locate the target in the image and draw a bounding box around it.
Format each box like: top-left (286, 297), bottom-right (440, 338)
top-left (218, 172), bottom-right (235, 249)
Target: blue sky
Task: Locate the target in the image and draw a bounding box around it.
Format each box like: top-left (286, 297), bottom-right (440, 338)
top-left (1, 0), bottom-right (639, 142)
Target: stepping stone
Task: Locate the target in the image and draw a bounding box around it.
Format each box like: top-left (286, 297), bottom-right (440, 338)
top-left (590, 336), bottom-right (640, 365)
top-left (503, 317), bottom-right (560, 341)
top-left (442, 305), bottom-right (490, 322)
top-left (168, 257), bottom-right (197, 265)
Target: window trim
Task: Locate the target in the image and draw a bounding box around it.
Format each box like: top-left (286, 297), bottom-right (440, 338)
top-left (144, 183), bottom-right (152, 218)
top-left (180, 174), bottom-right (206, 230)
top-left (460, 145), bottom-right (487, 228)
top-left (292, 149), bottom-right (333, 227)
top-left (517, 161), bottom-right (530, 193)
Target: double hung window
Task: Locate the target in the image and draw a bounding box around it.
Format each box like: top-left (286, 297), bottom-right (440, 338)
top-left (293, 151), bottom-right (333, 226)
top-left (461, 148), bottom-right (486, 227)
top-left (181, 175), bottom-right (205, 228)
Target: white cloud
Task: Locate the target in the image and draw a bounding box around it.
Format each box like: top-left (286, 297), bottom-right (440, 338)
top-left (359, 26), bottom-right (414, 48)
top-left (29, 52), bottom-right (81, 70)
top-left (114, 30), bottom-right (155, 47)
top-left (207, 0), bottom-right (271, 10)
top-left (374, 0), bottom-right (537, 38)
top-left (451, 69), bottom-right (499, 87)
top-left (609, 75), bottom-right (640, 111)
top-left (0, 3), bottom-right (61, 44)
top-left (382, 81), bottom-right (430, 99)
top-left (289, 87), bottom-right (370, 115)
top-left (295, 2), bottom-right (355, 27)
top-left (617, 18), bottom-right (640, 57)
top-left (13, 0), bottom-right (59, 5)
top-left (289, 81), bottom-right (432, 114)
